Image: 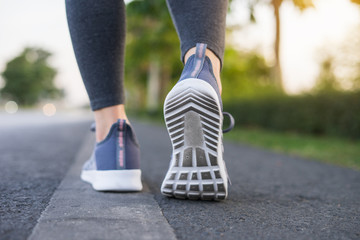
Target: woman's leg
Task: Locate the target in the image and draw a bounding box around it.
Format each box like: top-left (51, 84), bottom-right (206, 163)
top-left (161, 0), bottom-right (231, 200)
top-left (166, 0), bottom-right (228, 94)
top-left (65, 0), bottom-right (128, 142)
top-left (66, 0), bottom-right (142, 192)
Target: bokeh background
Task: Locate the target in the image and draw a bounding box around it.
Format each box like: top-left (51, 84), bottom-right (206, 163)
top-left (1, 0), bottom-right (359, 167)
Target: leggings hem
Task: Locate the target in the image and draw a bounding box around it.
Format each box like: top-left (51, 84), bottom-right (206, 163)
top-left (90, 98), bottom-right (125, 111)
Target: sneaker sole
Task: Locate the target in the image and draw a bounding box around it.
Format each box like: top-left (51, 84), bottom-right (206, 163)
top-left (81, 169), bottom-right (143, 191)
top-left (161, 78), bottom-right (228, 201)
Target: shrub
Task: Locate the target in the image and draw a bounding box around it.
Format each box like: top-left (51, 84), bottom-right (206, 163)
top-left (224, 91), bottom-right (360, 139)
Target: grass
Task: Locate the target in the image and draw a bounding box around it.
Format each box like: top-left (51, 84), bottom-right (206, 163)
top-left (224, 127), bottom-right (360, 170)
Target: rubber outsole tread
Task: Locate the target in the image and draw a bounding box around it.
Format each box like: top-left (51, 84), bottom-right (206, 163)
top-left (166, 88), bottom-right (217, 107)
top-left (161, 80), bottom-right (228, 201)
top-left (165, 106), bottom-right (219, 124)
top-left (165, 96), bottom-right (219, 116)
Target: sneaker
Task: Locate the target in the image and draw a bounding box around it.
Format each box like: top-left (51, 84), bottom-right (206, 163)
top-left (81, 119), bottom-right (143, 191)
top-left (161, 43), bottom-right (234, 200)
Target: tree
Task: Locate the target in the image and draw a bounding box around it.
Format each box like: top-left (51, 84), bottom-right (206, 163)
top-left (352, 62), bottom-right (360, 90)
top-left (272, 0), bottom-right (314, 90)
top-left (313, 56), bottom-right (340, 93)
top-left (244, 0), bottom-right (314, 90)
top-left (1, 47), bottom-right (63, 106)
top-left (124, 0), bottom-right (287, 111)
top-left (221, 47), bottom-right (280, 102)
top-left (125, 0), bottom-right (181, 111)
top-left (350, 0), bottom-right (360, 90)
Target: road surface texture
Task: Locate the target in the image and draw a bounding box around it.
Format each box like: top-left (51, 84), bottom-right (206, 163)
top-left (1, 112), bottom-right (359, 239)
top-left (0, 111), bottom-right (92, 240)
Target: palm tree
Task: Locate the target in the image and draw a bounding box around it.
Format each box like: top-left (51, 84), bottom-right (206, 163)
top-left (270, 0), bottom-right (360, 90)
top-left (243, 0), bottom-right (314, 90)
top-left (271, 0), bottom-right (314, 90)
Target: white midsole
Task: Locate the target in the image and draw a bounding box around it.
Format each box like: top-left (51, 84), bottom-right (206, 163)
top-left (81, 169), bottom-right (142, 191)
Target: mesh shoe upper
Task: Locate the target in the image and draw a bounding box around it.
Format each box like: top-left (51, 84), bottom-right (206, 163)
top-left (83, 119), bottom-right (140, 171)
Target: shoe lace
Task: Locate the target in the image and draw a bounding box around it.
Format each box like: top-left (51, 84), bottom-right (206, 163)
top-left (222, 112), bottom-right (235, 133)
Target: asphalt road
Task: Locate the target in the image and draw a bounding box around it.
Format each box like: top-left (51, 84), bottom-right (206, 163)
top-left (138, 120), bottom-right (360, 240)
top-left (1, 112), bottom-right (359, 239)
top-left (0, 111), bottom-right (92, 240)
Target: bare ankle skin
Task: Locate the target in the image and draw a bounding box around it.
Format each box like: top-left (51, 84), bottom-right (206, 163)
top-left (94, 105), bottom-right (129, 142)
top-left (184, 47), bottom-right (222, 95)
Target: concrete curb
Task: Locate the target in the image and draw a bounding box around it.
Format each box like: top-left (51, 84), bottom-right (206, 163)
top-left (29, 132), bottom-right (177, 240)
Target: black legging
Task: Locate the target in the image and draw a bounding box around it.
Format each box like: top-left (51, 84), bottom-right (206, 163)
top-left (65, 0), bottom-right (228, 111)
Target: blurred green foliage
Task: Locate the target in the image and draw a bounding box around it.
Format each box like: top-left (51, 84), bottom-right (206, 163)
top-left (124, 0), bottom-right (277, 109)
top-left (125, 0), bottom-right (180, 109)
top-left (225, 91), bottom-right (360, 139)
top-left (240, 0), bottom-right (314, 90)
top-left (312, 57), bottom-right (341, 93)
top-left (221, 48), bottom-right (281, 102)
top-left (1, 47), bottom-right (63, 106)
top-left (124, 0), bottom-right (360, 140)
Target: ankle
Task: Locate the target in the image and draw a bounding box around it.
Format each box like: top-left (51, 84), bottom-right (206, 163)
top-left (94, 105), bottom-right (129, 142)
top-left (184, 47), bottom-right (222, 95)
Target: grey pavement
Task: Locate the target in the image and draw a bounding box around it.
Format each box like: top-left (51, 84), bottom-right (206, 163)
top-left (1, 113), bottom-right (359, 239)
top-left (0, 111), bottom-right (92, 240)
top-left (29, 130), bottom-right (176, 240)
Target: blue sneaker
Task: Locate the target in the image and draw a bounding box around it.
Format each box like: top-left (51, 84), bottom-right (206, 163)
top-left (81, 119), bottom-right (143, 191)
top-left (161, 43), bottom-right (234, 200)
